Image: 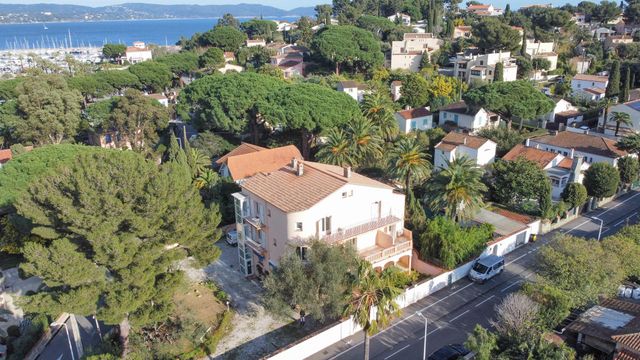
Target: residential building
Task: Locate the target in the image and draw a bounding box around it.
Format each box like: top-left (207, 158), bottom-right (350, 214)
top-left (570, 56), bottom-right (591, 74)
top-left (616, 21), bottom-right (640, 36)
top-left (277, 60), bottom-right (305, 78)
top-left (524, 40), bottom-right (558, 72)
top-left (439, 101), bottom-right (500, 132)
top-left (246, 39), bottom-right (266, 47)
top-left (453, 25), bottom-right (472, 39)
top-left (390, 33), bottom-right (443, 72)
top-left (147, 93), bottom-right (169, 107)
top-left (391, 80), bottom-right (402, 101)
top-left (388, 13), bottom-right (411, 26)
top-left (269, 45), bottom-right (306, 79)
top-left (527, 131), bottom-right (630, 166)
top-left (572, 12), bottom-right (588, 26)
top-left (600, 99), bottom-right (640, 137)
top-left (571, 74), bottom-right (609, 101)
top-left (604, 35), bottom-right (634, 50)
top-left (223, 51), bottom-right (235, 63)
top-left (216, 143), bottom-right (302, 182)
top-left (503, 143), bottom-right (588, 199)
top-left (434, 132), bottom-right (497, 170)
top-left (465, 3), bottom-right (504, 16)
top-left (232, 159), bottom-right (412, 276)
top-left (395, 107), bottom-right (433, 133)
top-left (218, 63), bottom-right (244, 74)
top-left (539, 98), bottom-right (579, 125)
top-left (124, 41), bottom-right (152, 64)
top-left (453, 50), bottom-right (518, 84)
top-left (565, 297), bottom-right (640, 359)
top-left (592, 27), bottom-right (616, 40)
top-left (273, 20), bottom-right (296, 32)
top-left (0, 149), bottom-right (11, 168)
top-left (337, 81), bottom-right (369, 102)
top-left (474, 208), bottom-right (539, 257)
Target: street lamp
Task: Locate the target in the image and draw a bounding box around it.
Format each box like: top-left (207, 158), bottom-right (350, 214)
top-left (592, 216), bottom-right (604, 241)
top-left (416, 312), bottom-right (428, 360)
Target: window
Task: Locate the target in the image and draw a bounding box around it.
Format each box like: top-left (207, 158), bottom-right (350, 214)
top-left (454, 114), bottom-right (459, 122)
top-left (349, 190), bottom-right (354, 197)
top-left (105, 134), bottom-right (112, 143)
top-left (273, 238), bottom-right (277, 247)
top-left (296, 222), bottom-right (303, 231)
top-left (319, 216), bottom-right (332, 234)
top-left (267, 208), bottom-right (271, 217)
top-left (342, 192), bottom-right (348, 198)
top-left (411, 120), bottom-right (417, 130)
top-left (296, 246), bottom-right (309, 260)
top-left (422, 118), bottom-right (429, 126)
top-left (480, 60), bottom-right (484, 65)
top-left (443, 112), bottom-right (447, 119)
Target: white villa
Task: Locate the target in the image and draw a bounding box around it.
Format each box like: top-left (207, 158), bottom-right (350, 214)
top-left (124, 41), bottom-right (152, 64)
top-left (453, 50), bottom-right (518, 84)
top-left (388, 13), bottom-right (411, 26)
top-left (571, 74), bottom-right (609, 101)
top-left (527, 131), bottom-right (630, 166)
top-left (337, 81), bottom-right (369, 102)
top-left (439, 101), bottom-right (500, 132)
top-left (390, 33), bottom-right (443, 72)
top-left (395, 107), bottom-right (433, 133)
top-left (434, 132), bottom-right (497, 170)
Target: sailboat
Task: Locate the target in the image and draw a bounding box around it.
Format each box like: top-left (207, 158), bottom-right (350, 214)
top-left (43, 24), bottom-right (48, 30)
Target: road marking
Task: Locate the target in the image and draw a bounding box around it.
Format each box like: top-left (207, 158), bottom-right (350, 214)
top-left (383, 344), bottom-right (411, 360)
top-left (419, 326), bottom-right (441, 339)
top-left (450, 310), bottom-right (470, 322)
top-left (475, 295), bottom-right (495, 307)
top-left (501, 280), bottom-right (522, 292)
top-left (563, 193), bottom-right (640, 235)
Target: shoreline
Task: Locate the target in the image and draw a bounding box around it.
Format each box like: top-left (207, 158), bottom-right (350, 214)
top-left (0, 15), bottom-right (304, 26)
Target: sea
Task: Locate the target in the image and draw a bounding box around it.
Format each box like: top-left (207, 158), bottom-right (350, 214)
top-left (0, 17), bottom-right (301, 50)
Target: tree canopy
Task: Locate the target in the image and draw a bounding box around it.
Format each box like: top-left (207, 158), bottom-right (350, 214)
top-left (490, 157), bottom-right (552, 216)
top-left (156, 52), bottom-right (200, 76)
top-left (583, 162), bottom-right (620, 198)
top-left (198, 47), bottom-right (225, 70)
top-left (102, 43), bottom-right (126, 61)
top-left (312, 25), bottom-right (384, 74)
top-left (199, 26), bottom-right (247, 51)
top-left (128, 61), bottom-right (172, 93)
top-left (472, 17), bottom-right (521, 52)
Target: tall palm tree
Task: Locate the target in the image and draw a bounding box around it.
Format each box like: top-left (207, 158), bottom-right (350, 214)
top-left (348, 118), bottom-right (383, 167)
top-left (387, 137), bottom-right (431, 191)
top-left (361, 91), bottom-right (399, 142)
top-left (598, 97), bottom-right (615, 131)
top-left (316, 128), bottom-right (355, 166)
top-left (344, 261), bottom-right (403, 360)
top-left (425, 156), bottom-right (487, 221)
top-left (188, 148), bottom-right (211, 177)
top-left (194, 168), bottom-right (219, 190)
top-left (609, 111), bottom-right (633, 137)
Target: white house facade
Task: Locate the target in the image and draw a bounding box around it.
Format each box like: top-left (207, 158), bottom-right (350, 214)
top-left (395, 107), bottom-right (433, 133)
top-left (434, 132), bottom-right (497, 170)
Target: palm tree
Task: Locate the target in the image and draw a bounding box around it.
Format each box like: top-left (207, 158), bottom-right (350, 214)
top-left (344, 261), bottom-right (403, 360)
top-left (194, 168), bottom-right (219, 190)
top-left (316, 128), bottom-right (355, 166)
top-left (609, 111), bottom-right (633, 137)
top-left (348, 118), bottom-right (383, 167)
top-left (598, 97), bottom-right (615, 131)
top-left (361, 91), bottom-right (399, 142)
top-left (425, 156), bottom-right (487, 221)
top-left (387, 137), bottom-right (431, 191)
top-left (188, 148), bottom-right (211, 177)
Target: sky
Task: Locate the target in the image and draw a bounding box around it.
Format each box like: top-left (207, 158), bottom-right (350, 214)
top-left (0, 0), bottom-right (328, 10)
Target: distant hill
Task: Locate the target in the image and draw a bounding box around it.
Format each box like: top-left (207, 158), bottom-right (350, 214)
top-left (0, 3), bottom-right (316, 23)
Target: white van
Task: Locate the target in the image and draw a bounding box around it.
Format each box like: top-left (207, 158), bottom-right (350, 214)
top-left (468, 255), bottom-right (505, 284)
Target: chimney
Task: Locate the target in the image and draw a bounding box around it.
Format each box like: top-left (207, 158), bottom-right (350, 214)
top-left (405, 105), bottom-right (412, 110)
top-left (463, 137), bottom-right (467, 145)
top-left (297, 162), bottom-right (304, 176)
top-left (343, 166), bottom-right (352, 178)
top-left (569, 148), bottom-right (575, 159)
top-left (291, 157), bottom-right (298, 169)
top-left (525, 138), bottom-right (530, 147)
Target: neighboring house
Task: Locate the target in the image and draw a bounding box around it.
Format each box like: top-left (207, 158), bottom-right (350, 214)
top-left (216, 143), bottom-right (302, 182)
top-left (273, 20), bottom-right (296, 32)
top-left (616, 21), bottom-right (640, 36)
top-left (278, 60), bottom-right (305, 78)
top-left (391, 80), bottom-right (402, 101)
top-left (527, 130), bottom-right (630, 166)
top-left (218, 63), bottom-right (244, 74)
top-left (147, 93), bottom-right (169, 107)
top-left (601, 99), bottom-right (640, 137)
top-left (232, 159), bottom-right (412, 276)
top-left (502, 143), bottom-right (588, 199)
top-left (571, 74), bottom-right (609, 101)
top-left (453, 50), bottom-right (518, 84)
top-left (524, 40), bottom-right (558, 73)
top-left (453, 25), bottom-right (473, 39)
top-left (0, 149), bottom-right (11, 168)
top-left (223, 51), bottom-right (235, 63)
top-left (388, 12), bottom-right (411, 26)
top-left (565, 297), bottom-right (640, 359)
top-left (246, 39), bottom-right (266, 47)
top-left (604, 35), bottom-right (634, 50)
top-left (124, 41), bottom-right (152, 64)
top-left (395, 107), bottom-right (433, 133)
top-left (474, 208), bottom-right (540, 257)
top-left (433, 132), bottom-right (497, 170)
top-left (592, 27), bottom-right (616, 40)
top-left (439, 101), bottom-right (500, 132)
top-left (572, 12), bottom-right (588, 26)
top-left (25, 313), bottom-right (111, 360)
top-left (539, 98), bottom-right (579, 125)
top-left (390, 33), bottom-right (443, 72)
top-left (570, 56), bottom-right (591, 74)
top-left (466, 3), bottom-right (504, 16)
top-left (337, 81), bottom-right (369, 102)
top-left (269, 46), bottom-right (306, 79)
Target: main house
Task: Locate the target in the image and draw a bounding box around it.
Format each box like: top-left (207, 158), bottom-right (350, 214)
top-left (390, 33), bottom-right (443, 72)
top-left (524, 40), bottom-right (558, 78)
top-left (434, 132), bottom-right (497, 170)
top-left (438, 101), bottom-right (500, 132)
top-left (453, 50), bottom-right (518, 84)
top-left (526, 131), bottom-right (630, 166)
top-left (216, 143), bottom-right (302, 182)
top-left (232, 159), bottom-right (412, 277)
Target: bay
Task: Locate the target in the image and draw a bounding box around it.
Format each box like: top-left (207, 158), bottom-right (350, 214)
top-left (0, 17), bottom-right (300, 50)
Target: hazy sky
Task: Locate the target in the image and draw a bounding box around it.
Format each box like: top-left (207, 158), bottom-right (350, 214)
top-left (0, 0), bottom-right (327, 10)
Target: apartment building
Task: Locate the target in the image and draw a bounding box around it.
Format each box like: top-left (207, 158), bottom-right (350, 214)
top-left (231, 159), bottom-right (412, 276)
top-left (524, 40), bottom-right (558, 73)
top-left (453, 50), bottom-right (518, 84)
top-left (390, 33), bottom-right (443, 72)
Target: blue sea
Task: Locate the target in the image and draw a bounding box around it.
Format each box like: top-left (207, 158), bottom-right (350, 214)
top-left (0, 17), bottom-right (300, 50)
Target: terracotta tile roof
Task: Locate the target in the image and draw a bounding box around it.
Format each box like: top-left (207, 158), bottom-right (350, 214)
top-left (338, 80), bottom-right (362, 89)
top-left (567, 298), bottom-right (640, 347)
top-left (455, 26), bottom-right (472, 31)
top-left (585, 87), bottom-right (606, 95)
top-left (439, 101), bottom-right (481, 116)
top-left (224, 52), bottom-right (234, 58)
top-left (467, 4), bottom-right (490, 9)
top-left (493, 208), bottom-right (536, 225)
top-left (226, 145), bottom-right (302, 181)
top-left (241, 161), bottom-right (392, 213)
top-left (613, 333), bottom-right (640, 352)
top-left (556, 109), bottom-right (582, 117)
top-left (396, 107), bottom-right (432, 120)
top-left (614, 349), bottom-right (640, 360)
top-left (529, 131), bottom-right (628, 158)
top-left (391, 80), bottom-right (402, 86)
top-left (216, 142), bottom-right (267, 165)
top-left (126, 46), bottom-right (150, 52)
top-left (278, 60), bottom-right (302, 69)
top-left (147, 93), bottom-right (167, 100)
top-left (404, 33), bottom-right (435, 39)
top-left (573, 74), bottom-right (609, 83)
top-left (0, 149), bottom-right (11, 164)
top-left (558, 157), bottom-right (574, 169)
top-left (435, 132), bottom-right (492, 151)
top-left (502, 144), bottom-right (559, 168)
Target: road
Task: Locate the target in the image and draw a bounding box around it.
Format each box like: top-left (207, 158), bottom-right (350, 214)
top-left (307, 191), bottom-right (640, 360)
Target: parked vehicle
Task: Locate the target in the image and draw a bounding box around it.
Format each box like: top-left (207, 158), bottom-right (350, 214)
top-left (225, 229), bottom-right (238, 246)
top-left (468, 255), bottom-right (504, 284)
top-left (428, 344), bottom-right (471, 360)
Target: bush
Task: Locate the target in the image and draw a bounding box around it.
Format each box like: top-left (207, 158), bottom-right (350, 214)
top-left (561, 183), bottom-right (588, 209)
top-left (583, 162), bottom-right (620, 198)
top-left (203, 310), bottom-right (234, 354)
top-left (6, 325), bottom-right (20, 337)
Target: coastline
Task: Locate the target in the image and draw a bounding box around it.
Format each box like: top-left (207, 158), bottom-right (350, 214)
top-left (0, 15), bottom-right (304, 26)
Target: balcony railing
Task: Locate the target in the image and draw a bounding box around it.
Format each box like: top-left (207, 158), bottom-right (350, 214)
top-left (244, 216), bottom-right (264, 230)
top-left (244, 234), bottom-right (266, 255)
top-left (363, 238), bottom-right (413, 263)
top-left (323, 215), bottom-right (401, 244)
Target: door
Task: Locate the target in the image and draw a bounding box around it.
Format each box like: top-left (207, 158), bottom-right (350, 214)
top-left (371, 201), bottom-right (381, 220)
top-left (516, 232), bottom-right (527, 247)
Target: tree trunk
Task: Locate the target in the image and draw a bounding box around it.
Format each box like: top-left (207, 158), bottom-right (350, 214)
top-left (615, 121), bottom-right (620, 136)
top-left (405, 173), bottom-right (411, 194)
top-left (506, 119), bottom-right (512, 130)
top-left (518, 117), bottom-right (524, 130)
top-left (363, 331), bottom-right (371, 360)
top-left (301, 129), bottom-right (311, 159)
top-left (335, 63), bottom-right (340, 76)
top-left (120, 317), bottom-right (131, 358)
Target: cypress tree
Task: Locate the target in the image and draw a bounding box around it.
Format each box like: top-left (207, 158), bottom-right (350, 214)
top-left (494, 62), bottom-right (504, 82)
top-left (504, 3), bottom-right (511, 17)
top-left (606, 60), bottom-right (621, 98)
top-left (521, 29), bottom-right (527, 56)
top-left (620, 66), bottom-right (630, 103)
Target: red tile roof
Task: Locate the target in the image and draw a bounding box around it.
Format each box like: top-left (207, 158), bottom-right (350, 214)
top-left (573, 74), bottom-right (609, 83)
top-left (502, 144), bottom-right (560, 168)
top-left (530, 131), bottom-right (628, 158)
top-left (216, 142), bottom-right (267, 165)
top-left (0, 149), bottom-right (11, 164)
top-left (435, 132), bottom-right (492, 151)
top-left (396, 107), bottom-right (432, 120)
top-left (226, 145), bottom-right (302, 182)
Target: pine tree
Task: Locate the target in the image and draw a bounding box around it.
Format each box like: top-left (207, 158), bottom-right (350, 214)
top-left (620, 66), bottom-right (630, 103)
top-left (494, 63), bottom-right (504, 82)
top-left (504, 4), bottom-right (511, 17)
top-left (520, 29), bottom-right (527, 56)
top-left (606, 60), bottom-right (621, 98)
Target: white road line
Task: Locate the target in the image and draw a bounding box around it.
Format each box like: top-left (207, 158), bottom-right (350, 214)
top-left (419, 326), bottom-right (441, 339)
top-left (501, 280), bottom-right (522, 292)
top-left (563, 192), bottom-right (640, 235)
top-left (475, 295), bottom-right (495, 307)
top-left (383, 344), bottom-right (411, 360)
top-left (450, 310), bottom-right (470, 322)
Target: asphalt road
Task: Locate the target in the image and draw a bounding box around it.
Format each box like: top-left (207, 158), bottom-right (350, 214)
top-left (307, 191), bottom-right (640, 360)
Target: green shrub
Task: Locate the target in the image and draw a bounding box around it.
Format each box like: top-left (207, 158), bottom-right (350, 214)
top-left (6, 325), bottom-right (19, 337)
top-left (204, 310), bottom-right (234, 355)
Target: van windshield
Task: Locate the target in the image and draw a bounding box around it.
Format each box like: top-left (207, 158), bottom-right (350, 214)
top-left (472, 263), bottom-right (489, 274)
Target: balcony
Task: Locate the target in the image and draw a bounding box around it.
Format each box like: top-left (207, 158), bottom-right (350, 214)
top-left (323, 215), bottom-right (401, 244)
top-left (361, 229), bottom-right (413, 264)
top-left (244, 233), bottom-right (267, 256)
top-left (244, 216), bottom-right (264, 230)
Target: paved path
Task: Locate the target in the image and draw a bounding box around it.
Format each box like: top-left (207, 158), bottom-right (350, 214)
top-left (308, 191), bottom-right (640, 360)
